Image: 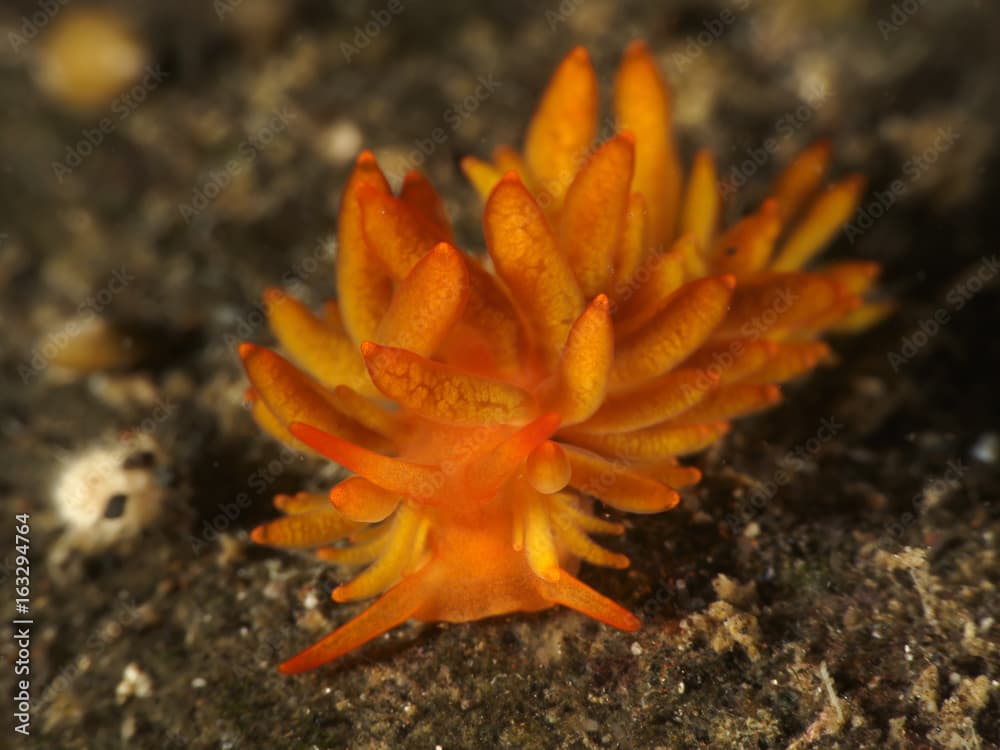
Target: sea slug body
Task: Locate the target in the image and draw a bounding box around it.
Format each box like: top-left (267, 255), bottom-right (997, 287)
top-left (240, 41), bottom-right (886, 673)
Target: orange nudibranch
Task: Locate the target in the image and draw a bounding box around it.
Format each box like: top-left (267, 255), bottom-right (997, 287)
top-left (239, 42), bottom-right (888, 673)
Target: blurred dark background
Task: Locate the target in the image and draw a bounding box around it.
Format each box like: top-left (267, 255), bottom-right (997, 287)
top-left (1, 2), bottom-right (998, 748)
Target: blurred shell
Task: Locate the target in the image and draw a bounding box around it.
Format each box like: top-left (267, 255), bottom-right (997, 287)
top-left (39, 315), bottom-right (143, 374)
top-left (36, 8), bottom-right (148, 111)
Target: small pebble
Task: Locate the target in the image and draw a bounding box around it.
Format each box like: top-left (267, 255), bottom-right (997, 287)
top-left (115, 662), bottom-right (153, 704)
top-left (971, 432), bottom-right (998, 463)
top-left (319, 119), bottom-right (364, 166)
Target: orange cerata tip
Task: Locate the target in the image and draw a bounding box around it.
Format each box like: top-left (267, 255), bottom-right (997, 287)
top-left (238, 41), bottom-right (888, 673)
top-left (238, 341), bottom-right (257, 360)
